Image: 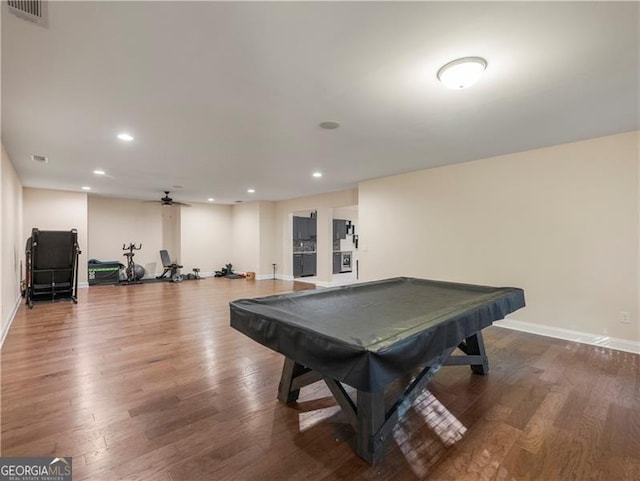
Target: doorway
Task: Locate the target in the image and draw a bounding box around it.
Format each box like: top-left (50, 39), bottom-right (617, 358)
top-left (332, 205), bottom-right (358, 285)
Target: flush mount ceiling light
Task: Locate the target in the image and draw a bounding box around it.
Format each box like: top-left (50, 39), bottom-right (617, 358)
top-left (437, 57), bottom-right (487, 89)
top-left (81, 186), bottom-right (91, 191)
top-left (247, 188), bottom-right (255, 194)
top-left (93, 169), bottom-right (105, 175)
top-left (312, 172), bottom-right (322, 178)
top-left (207, 198), bottom-right (215, 202)
top-left (117, 132), bottom-right (134, 141)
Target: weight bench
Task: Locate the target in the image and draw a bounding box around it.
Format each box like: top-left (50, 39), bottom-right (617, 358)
top-left (157, 250), bottom-right (183, 282)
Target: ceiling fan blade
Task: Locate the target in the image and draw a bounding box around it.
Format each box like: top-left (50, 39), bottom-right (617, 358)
top-left (143, 191), bottom-right (191, 207)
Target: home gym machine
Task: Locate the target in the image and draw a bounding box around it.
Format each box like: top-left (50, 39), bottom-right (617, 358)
top-left (25, 228), bottom-right (81, 308)
top-left (157, 249), bottom-right (183, 282)
top-left (122, 243), bottom-right (144, 284)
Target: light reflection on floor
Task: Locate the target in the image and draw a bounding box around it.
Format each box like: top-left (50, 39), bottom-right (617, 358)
top-left (393, 389), bottom-right (467, 477)
top-left (294, 382), bottom-right (467, 476)
top-left (298, 405), bottom-right (343, 432)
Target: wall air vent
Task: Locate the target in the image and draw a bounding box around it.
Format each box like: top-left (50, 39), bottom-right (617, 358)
top-left (7, 0), bottom-right (47, 26)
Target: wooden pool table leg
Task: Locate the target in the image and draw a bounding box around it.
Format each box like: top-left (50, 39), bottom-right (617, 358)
top-left (277, 357), bottom-right (324, 403)
top-left (278, 358), bottom-right (304, 403)
top-left (356, 390), bottom-right (386, 464)
top-left (445, 330), bottom-right (490, 374)
top-left (467, 331), bottom-right (489, 374)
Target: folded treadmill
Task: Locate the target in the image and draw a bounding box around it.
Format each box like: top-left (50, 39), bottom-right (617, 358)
top-left (25, 228), bottom-right (81, 308)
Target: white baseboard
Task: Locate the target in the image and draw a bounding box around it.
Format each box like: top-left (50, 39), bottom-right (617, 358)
top-left (495, 319), bottom-right (640, 355)
top-left (272, 276), bottom-right (360, 288)
top-left (306, 278), bottom-right (361, 288)
top-left (78, 281), bottom-right (89, 288)
top-left (1, 293), bottom-right (22, 349)
top-left (256, 274), bottom-right (277, 280)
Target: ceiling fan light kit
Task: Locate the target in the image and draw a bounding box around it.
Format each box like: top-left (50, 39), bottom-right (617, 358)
top-left (152, 191), bottom-right (191, 207)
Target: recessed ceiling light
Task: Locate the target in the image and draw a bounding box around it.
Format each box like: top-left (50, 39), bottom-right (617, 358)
top-left (81, 186), bottom-right (91, 191)
top-left (93, 169), bottom-right (106, 175)
top-left (31, 154), bottom-right (48, 163)
top-left (437, 57), bottom-right (487, 89)
top-left (117, 132), bottom-right (134, 141)
top-left (247, 188), bottom-right (255, 194)
top-left (319, 121), bottom-right (340, 130)
top-left (208, 198), bottom-right (215, 202)
top-left (312, 172), bottom-right (322, 178)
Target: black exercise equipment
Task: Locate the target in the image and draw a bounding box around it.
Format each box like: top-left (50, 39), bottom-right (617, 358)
top-left (182, 268), bottom-right (202, 281)
top-left (214, 263), bottom-right (234, 277)
top-left (25, 228), bottom-right (81, 308)
top-left (157, 250), bottom-right (183, 282)
top-left (122, 243), bottom-right (144, 284)
top-left (88, 259), bottom-right (124, 285)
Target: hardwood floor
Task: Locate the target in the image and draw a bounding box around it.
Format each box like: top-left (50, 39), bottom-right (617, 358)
top-left (1, 278), bottom-right (638, 480)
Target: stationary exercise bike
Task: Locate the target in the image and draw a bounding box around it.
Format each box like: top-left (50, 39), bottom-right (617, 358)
top-left (122, 243), bottom-right (143, 284)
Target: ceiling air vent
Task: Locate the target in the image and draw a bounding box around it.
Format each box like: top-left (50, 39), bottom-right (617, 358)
top-left (8, 0), bottom-right (47, 26)
top-left (31, 154), bottom-right (48, 163)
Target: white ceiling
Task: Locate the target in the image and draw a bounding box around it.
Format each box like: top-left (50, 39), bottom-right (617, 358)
top-left (2, 1), bottom-right (638, 204)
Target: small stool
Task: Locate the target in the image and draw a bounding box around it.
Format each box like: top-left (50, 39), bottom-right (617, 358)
top-left (193, 268), bottom-right (201, 279)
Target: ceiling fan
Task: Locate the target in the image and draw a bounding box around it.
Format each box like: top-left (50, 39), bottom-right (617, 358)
top-left (149, 191), bottom-right (191, 207)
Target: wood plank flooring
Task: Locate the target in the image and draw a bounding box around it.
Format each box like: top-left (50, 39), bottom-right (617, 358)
top-left (1, 278), bottom-right (638, 480)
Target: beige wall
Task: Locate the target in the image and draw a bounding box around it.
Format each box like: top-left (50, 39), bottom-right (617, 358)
top-left (87, 196), bottom-right (164, 276)
top-left (228, 201), bottom-right (278, 277)
top-left (180, 202), bottom-right (232, 274)
top-left (359, 131), bottom-right (639, 341)
top-left (275, 189), bottom-right (358, 282)
top-left (23, 188), bottom-right (88, 284)
top-left (231, 202), bottom-right (260, 273)
top-left (1, 145), bottom-right (23, 339)
top-left (259, 202), bottom-right (277, 277)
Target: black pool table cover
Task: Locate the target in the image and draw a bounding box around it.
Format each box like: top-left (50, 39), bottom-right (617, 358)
top-left (230, 277), bottom-right (525, 392)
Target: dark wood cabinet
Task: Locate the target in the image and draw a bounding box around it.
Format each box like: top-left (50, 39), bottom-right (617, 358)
top-left (293, 253), bottom-right (316, 278)
top-left (293, 216), bottom-right (308, 240)
top-left (293, 215), bottom-right (317, 278)
top-left (293, 254), bottom-right (303, 277)
top-left (308, 217), bottom-right (317, 238)
top-left (302, 253), bottom-right (316, 277)
top-left (333, 252), bottom-right (341, 274)
top-left (333, 219), bottom-right (347, 240)
top-left (293, 216), bottom-right (317, 241)
top-left (299, 218), bottom-right (310, 240)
